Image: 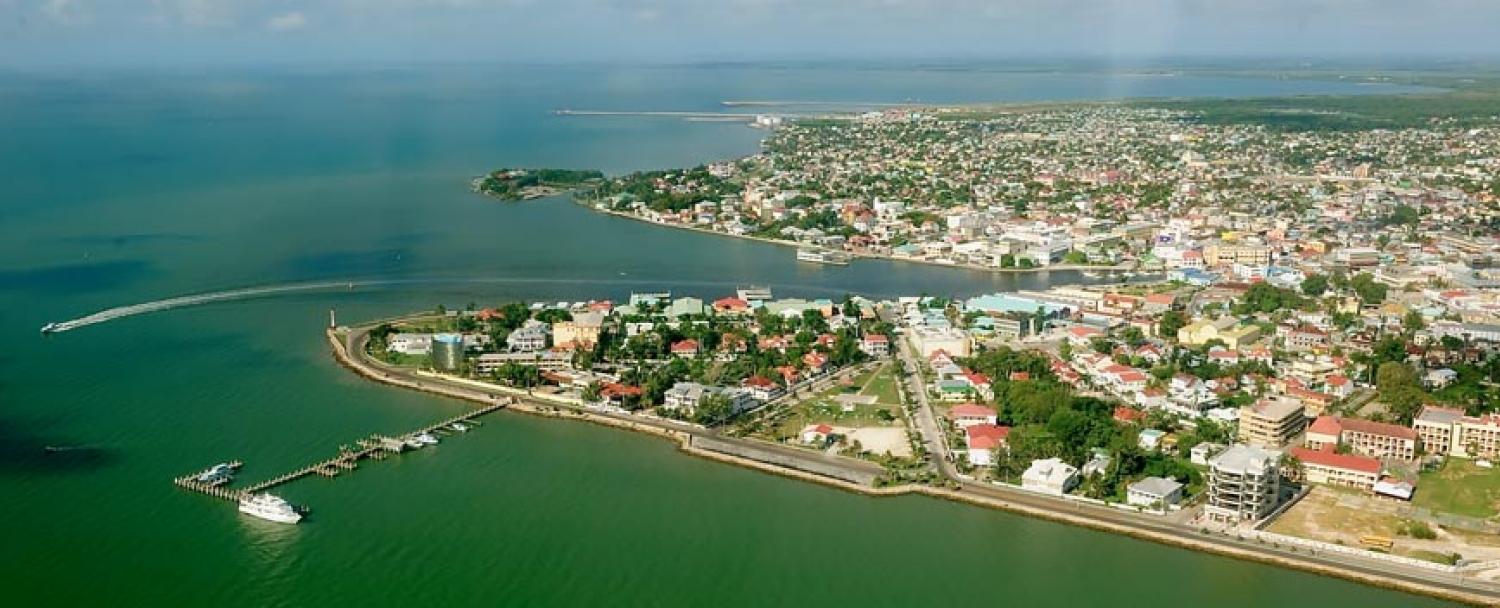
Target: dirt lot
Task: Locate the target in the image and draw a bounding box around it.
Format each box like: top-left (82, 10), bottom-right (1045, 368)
top-left (840, 426), bottom-right (913, 459)
top-left (1268, 486), bottom-right (1500, 565)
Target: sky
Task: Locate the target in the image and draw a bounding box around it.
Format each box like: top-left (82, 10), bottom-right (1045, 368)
top-left (2, 0), bottom-right (1500, 68)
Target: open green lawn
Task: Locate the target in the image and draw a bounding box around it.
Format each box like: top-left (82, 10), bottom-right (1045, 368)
top-left (859, 362), bottom-right (904, 406)
top-left (1416, 459), bottom-right (1500, 519)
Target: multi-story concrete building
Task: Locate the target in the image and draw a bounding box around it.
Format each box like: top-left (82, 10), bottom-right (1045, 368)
top-left (1288, 446), bottom-right (1381, 491)
top-left (1237, 398), bottom-right (1307, 447)
top-left (1413, 405), bottom-right (1465, 457)
top-left (1206, 444), bottom-right (1282, 523)
top-left (1413, 405), bottom-right (1500, 459)
top-left (1304, 415), bottom-right (1419, 461)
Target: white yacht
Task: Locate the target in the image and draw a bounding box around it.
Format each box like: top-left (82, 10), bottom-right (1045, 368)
top-left (796, 248), bottom-right (851, 266)
top-left (450, 422), bottom-right (468, 433)
top-left (238, 493), bottom-right (302, 524)
top-left (415, 432), bottom-right (440, 446)
top-left (196, 463), bottom-right (236, 485)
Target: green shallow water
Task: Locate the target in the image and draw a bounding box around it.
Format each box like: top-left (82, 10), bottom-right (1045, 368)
top-left (0, 66), bottom-right (1455, 606)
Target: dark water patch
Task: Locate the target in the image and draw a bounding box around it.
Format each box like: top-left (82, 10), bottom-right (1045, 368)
top-left (0, 259), bottom-right (155, 293)
top-left (59, 232), bottom-right (203, 249)
top-left (0, 419), bottom-right (118, 474)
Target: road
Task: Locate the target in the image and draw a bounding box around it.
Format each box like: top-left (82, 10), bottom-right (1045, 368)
top-left (335, 325), bottom-right (886, 482)
top-left (337, 323), bottom-right (1500, 604)
top-left (891, 328), bottom-right (1500, 604)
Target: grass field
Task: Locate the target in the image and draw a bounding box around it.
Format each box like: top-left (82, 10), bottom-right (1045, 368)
top-left (1416, 459), bottom-right (1500, 520)
top-left (859, 362), bottom-right (903, 406)
top-left (777, 363), bottom-right (904, 430)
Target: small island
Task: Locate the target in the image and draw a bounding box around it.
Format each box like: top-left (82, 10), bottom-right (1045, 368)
top-left (472, 168), bottom-right (604, 201)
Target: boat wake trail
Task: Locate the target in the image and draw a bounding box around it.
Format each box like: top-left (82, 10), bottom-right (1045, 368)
top-left (42, 276), bottom-right (887, 334)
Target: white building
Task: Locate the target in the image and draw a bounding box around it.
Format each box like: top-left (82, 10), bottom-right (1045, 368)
top-left (662, 382), bottom-right (755, 417)
top-left (387, 333), bottom-right (434, 355)
top-left (506, 321), bottom-right (550, 352)
top-left (1205, 444), bottom-right (1282, 523)
top-left (1022, 458), bottom-right (1080, 496)
top-left (1127, 477), bottom-right (1185, 508)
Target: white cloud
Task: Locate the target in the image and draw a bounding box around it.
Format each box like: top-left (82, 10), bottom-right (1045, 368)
top-left (150, 0), bottom-right (236, 27)
top-left (40, 0), bottom-right (88, 25)
top-left (266, 11), bottom-right (307, 32)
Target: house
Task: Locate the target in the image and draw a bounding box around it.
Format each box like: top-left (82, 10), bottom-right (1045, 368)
top-left (597, 382), bottom-right (643, 406)
top-left (1127, 477), bottom-right (1185, 508)
top-left (1065, 325), bottom-right (1105, 346)
top-left (965, 424), bottom-right (1011, 466)
top-left (949, 403), bottom-right (998, 428)
top-left (670, 339), bottom-right (700, 357)
top-left (1135, 387), bottom-right (1168, 409)
top-left (802, 352), bottom-right (829, 375)
top-left (741, 375), bottom-right (783, 401)
top-left (712, 297), bottom-right (751, 315)
top-left (934, 379), bottom-right (974, 401)
top-left (553, 311), bottom-right (605, 348)
top-left (1177, 317), bottom-right (1237, 346)
top-left (1113, 406), bottom-right (1146, 425)
top-left (801, 423), bottom-right (835, 444)
top-left (1426, 368), bottom-right (1458, 388)
top-left (860, 334), bottom-right (891, 357)
top-left (1022, 458), bottom-right (1080, 496)
top-left (1081, 449), bottom-right (1111, 477)
top-left (387, 333), bottom-right (434, 355)
top-left (759, 335), bottom-right (791, 352)
top-left (662, 382), bottom-right (754, 416)
top-left (506, 322), bottom-right (550, 352)
top-left (1142, 293), bottom-right (1176, 313)
top-left (1288, 446), bottom-right (1381, 492)
top-left (1287, 325), bottom-right (1330, 351)
top-left (958, 368), bottom-right (994, 400)
top-left (1190, 442), bottom-right (1225, 466)
top-left (1324, 374), bottom-right (1353, 398)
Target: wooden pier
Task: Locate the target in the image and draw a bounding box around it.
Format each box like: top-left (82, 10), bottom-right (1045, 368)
top-left (173, 399), bottom-right (511, 505)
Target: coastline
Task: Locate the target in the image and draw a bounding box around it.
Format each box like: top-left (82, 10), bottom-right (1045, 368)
top-left (326, 326), bottom-right (1496, 606)
top-left (573, 198), bottom-right (1134, 276)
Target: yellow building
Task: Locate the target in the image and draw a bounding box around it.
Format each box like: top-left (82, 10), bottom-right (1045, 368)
top-left (1177, 317), bottom-right (1259, 348)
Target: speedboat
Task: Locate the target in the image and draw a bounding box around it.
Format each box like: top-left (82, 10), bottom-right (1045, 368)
top-left (450, 423), bottom-right (468, 433)
top-left (238, 493), bottom-right (302, 524)
top-left (196, 463), bottom-right (236, 485)
top-left (40, 322), bottom-right (60, 334)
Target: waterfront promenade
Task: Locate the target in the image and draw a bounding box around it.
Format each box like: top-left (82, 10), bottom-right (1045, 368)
top-left (332, 321), bottom-right (1500, 606)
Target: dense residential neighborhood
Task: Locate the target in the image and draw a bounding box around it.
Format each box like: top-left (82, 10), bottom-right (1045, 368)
top-left (371, 103), bottom-right (1500, 586)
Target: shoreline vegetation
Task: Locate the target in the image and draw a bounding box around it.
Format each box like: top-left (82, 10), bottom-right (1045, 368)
top-left (476, 72), bottom-right (1500, 277)
top-left (471, 168), bottom-right (605, 201)
top-left (327, 324), bottom-right (1493, 606)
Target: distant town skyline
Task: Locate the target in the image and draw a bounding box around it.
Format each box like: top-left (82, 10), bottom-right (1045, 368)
top-left (4, 0), bottom-right (1500, 68)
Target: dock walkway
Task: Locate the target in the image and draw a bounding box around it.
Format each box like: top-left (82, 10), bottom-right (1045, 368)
top-left (173, 399), bottom-right (510, 505)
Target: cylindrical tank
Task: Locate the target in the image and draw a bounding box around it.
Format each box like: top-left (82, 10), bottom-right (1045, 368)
top-left (432, 333), bottom-right (464, 372)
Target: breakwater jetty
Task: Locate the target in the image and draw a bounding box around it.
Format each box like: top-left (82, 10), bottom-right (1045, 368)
top-left (172, 399), bottom-right (511, 507)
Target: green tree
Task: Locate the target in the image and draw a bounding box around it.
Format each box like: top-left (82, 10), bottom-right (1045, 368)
top-left (581, 381), bottom-right (603, 403)
top-left (1351, 273), bottom-right (1388, 305)
top-left (1301, 273), bottom-right (1329, 297)
top-left (1158, 309), bottom-right (1188, 339)
top-left (693, 392), bottom-right (737, 426)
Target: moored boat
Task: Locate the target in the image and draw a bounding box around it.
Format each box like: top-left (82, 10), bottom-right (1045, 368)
top-left (238, 493), bottom-right (302, 524)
